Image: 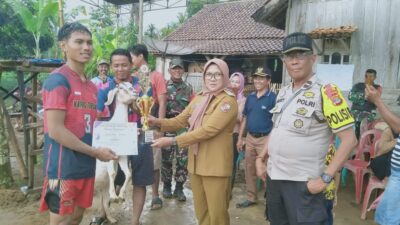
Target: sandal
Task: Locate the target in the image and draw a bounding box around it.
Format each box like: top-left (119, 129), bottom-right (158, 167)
top-left (150, 197), bottom-right (163, 210)
top-left (89, 217), bottom-right (107, 225)
top-left (236, 200), bottom-right (256, 208)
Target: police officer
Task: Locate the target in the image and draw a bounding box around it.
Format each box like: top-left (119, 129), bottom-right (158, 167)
top-left (256, 32), bottom-right (357, 225)
top-left (161, 58), bottom-right (194, 201)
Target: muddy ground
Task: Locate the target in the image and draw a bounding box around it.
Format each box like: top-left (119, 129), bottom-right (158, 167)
top-left (0, 129), bottom-right (377, 225)
top-left (0, 166), bottom-right (378, 225)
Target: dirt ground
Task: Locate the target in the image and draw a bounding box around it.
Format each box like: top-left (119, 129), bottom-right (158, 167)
top-left (0, 129), bottom-right (377, 225)
top-left (0, 167), bottom-right (378, 225)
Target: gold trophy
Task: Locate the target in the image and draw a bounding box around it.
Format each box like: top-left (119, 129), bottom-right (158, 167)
top-left (136, 65), bottom-right (155, 143)
top-left (137, 95), bottom-right (154, 131)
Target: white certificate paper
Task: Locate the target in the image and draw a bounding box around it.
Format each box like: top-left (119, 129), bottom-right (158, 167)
top-left (92, 121), bottom-right (138, 155)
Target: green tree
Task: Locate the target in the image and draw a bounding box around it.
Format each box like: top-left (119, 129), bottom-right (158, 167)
top-left (0, 1), bottom-right (53, 59)
top-left (89, 2), bottom-right (116, 33)
top-left (176, 12), bottom-right (188, 25)
top-left (187, 0), bottom-right (219, 18)
top-left (85, 27), bottom-right (119, 76)
top-left (5, 0), bottom-right (58, 58)
top-left (145, 24), bottom-right (158, 38)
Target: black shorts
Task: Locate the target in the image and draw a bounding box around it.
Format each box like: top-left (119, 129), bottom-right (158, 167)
top-left (130, 134), bottom-right (154, 186)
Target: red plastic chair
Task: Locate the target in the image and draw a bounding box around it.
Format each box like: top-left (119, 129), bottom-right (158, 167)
top-left (343, 129), bottom-right (382, 204)
top-left (360, 140), bottom-right (387, 219)
top-left (360, 175), bottom-right (386, 219)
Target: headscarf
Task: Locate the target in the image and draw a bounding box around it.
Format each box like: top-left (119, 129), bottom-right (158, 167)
top-left (188, 58), bottom-right (231, 155)
top-left (230, 72), bottom-right (245, 100)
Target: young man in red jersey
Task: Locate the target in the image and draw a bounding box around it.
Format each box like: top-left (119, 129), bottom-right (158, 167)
top-left (39, 22), bottom-right (117, 225)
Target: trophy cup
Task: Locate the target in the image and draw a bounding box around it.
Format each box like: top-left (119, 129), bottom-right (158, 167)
top-left (137, 65), bottom-right (155, 143)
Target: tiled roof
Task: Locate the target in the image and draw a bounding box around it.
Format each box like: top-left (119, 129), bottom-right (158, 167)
top-left (309, 25), bottom-right (358, 39)
top-left (162, 0), bottom-right (284, 55)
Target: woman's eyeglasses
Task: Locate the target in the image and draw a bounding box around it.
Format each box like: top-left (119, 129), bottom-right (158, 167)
top-left (205, 72), bottom-right (223, 80)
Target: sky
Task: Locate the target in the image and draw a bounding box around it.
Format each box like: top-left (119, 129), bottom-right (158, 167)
top-left (65, 0), bottom-right (186, 30)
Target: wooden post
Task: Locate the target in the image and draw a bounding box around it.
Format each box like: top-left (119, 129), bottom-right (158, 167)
top-left (29, 73), bottom-right (38, 187)
top-left (0, 97), bottom-right (28, 179)
top-left (138, 0), bottom-right (144, 43)
top-left (16, 70), bottom-right (31, 186)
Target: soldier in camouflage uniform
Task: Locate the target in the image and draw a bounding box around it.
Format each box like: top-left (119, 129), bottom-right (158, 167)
top-left (348, 69), bottom-right (382, 139)
top-left (162, 58), bottom-right (194, 201)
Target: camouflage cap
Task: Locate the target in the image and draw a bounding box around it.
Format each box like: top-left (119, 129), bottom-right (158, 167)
top-left (169, 58), bottom-right (184, 69)
top-left (97, 59), bottom-right (109, 66)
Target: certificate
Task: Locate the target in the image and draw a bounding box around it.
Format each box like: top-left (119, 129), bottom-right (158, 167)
top-left (92, 121), bottom-right (138, 155)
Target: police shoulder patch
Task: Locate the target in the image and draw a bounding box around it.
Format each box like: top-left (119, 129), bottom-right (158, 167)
top-left (323, 84), bottom-right (343, 106)
top-left (321, 84), bottom-right (355, 130)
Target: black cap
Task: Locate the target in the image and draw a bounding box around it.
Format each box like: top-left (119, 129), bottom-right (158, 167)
top-left (252, 66), bottom-right (271, 77)
top-left (282, 32), bottom-right (313, 54)
top-left (169, 58), bottom-right (184, 69)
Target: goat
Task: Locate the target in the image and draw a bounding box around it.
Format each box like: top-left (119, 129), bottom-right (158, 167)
top-left (93, 81), bottom-right (138, 223)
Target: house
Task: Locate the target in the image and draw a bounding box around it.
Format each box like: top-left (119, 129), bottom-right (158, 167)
top-left (148, 0), bottom-right (284, 92)
top-left (252, 0), bottom-right (400, 106)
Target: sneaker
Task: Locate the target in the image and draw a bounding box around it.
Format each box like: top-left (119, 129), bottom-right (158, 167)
top-left (162, 186), bottom-right (173, 199)
top-left (173, 188), bottom-right (186, 201)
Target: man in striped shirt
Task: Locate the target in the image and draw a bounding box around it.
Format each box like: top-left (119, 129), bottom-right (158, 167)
top-left (366, 85), bottom-right (400, 225)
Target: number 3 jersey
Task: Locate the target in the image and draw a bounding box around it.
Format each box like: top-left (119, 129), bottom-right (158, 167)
top-left (42, 65), bottom-right (98, 179)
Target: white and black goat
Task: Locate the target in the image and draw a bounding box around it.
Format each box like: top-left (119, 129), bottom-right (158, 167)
top-left (94, 81), bottom-right (138, 223)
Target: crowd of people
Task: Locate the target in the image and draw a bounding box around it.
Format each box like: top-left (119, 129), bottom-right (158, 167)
top-left (38, 21), bottom-right (400, 225)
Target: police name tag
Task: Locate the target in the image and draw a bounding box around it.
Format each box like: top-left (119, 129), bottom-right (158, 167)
top-left (92, 121), bottom-right (138, 155)
top-left (144, 130), bottom-right (154, 143)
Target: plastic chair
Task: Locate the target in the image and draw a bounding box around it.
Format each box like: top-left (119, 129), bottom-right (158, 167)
top-left (360, 140), bottom-right (387, 219)
top-left (341, 119), bottom-right (383, 186)
top-left (343, 129), bottom-right (382, 204)
top-left (360, 176), bottom-right (386, 219)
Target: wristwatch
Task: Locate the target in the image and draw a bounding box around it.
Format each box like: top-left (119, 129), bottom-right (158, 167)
top-left (321, 172), bottom-right (333, 184)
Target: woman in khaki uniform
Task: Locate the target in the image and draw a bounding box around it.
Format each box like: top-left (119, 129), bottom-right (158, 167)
top-left (151, 58), bottom-right (238, 225)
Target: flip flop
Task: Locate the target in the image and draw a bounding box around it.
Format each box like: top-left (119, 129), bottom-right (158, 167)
top-left (150, 197), bottom-right (163, 210)
top-left (89, 217), bottom-right (106, 225)
top-left (236, 200), bottom-right (256, 208)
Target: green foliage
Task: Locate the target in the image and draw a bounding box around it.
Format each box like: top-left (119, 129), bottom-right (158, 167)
top-left (187, 0), bottom-right (219, 18)
top-left (145, 12), bottom-right (188, 39)
top-left (85, 27), bottom-right (118, 77)
top-left (120, 21), bottom-right (138, 49)
top-left (4, 0), bottom-right (58, 58)
top-left (84, 12), bottom-right (138, 76)
top-left (145, 24), bottom-right (158, 38)
top-left (0, 0), bottom-right (54, 59)
top-left (89, 3), bottom-right (116, 33)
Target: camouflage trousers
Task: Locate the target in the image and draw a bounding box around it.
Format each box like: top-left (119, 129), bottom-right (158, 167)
top-left (351, 109), bottom-right (377, 139)
top-left (161, 144), bottom-right (188, 185)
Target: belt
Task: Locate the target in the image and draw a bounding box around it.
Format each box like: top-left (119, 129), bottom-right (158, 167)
top-left (249, 132), bottom-right (268, 138)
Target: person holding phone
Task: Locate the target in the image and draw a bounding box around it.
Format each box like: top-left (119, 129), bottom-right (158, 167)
top-left (348, 69), bottom-right (382, 138)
